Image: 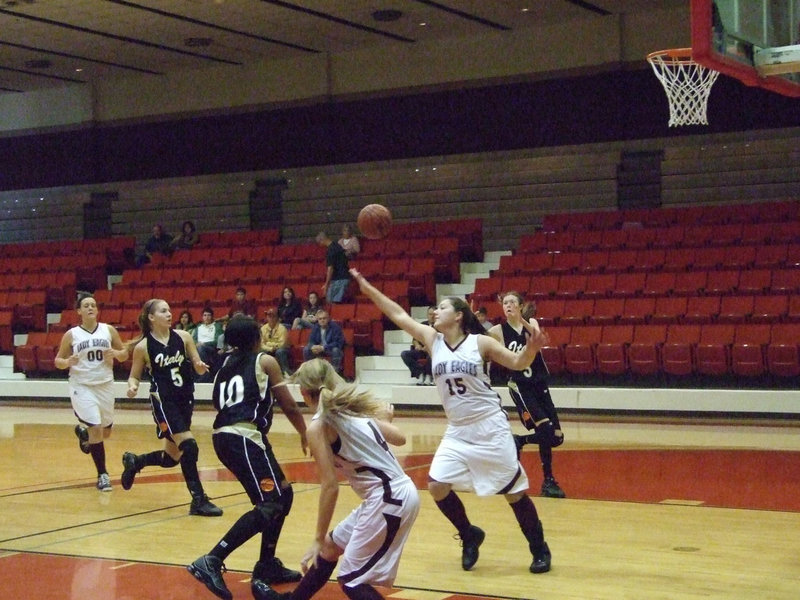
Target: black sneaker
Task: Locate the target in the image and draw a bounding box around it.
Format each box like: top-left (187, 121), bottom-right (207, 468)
top-left (458, 525), bottom-right (485, 571)
top-left (253, 557), bottom-right (302, 584)
top-left (74, 425), bottom-right (90, 454)
top-left (121, 452), bottom-right (139, 491)
top-left (252, 578), bottom-right (289, 600)
top-left (189, 494), bottom-right (223, 517)
top-left (187, 555), bottom-right (232, 600)
top-left (541, 477), bottom-right (566, 499)
top-left (530, 541), bottom-right (552, 574)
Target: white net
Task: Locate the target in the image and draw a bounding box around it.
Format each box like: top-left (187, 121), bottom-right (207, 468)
top-left (647, 49), bottom-right (720, 127)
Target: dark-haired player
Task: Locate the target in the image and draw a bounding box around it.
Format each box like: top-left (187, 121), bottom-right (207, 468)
top-left (188, 315), bottom-right (307, 600)
top-left (488, 291), bottom-right (566, 499)
top-left (351, 268), bottom-right (553, 575)
top-left (55, 292), bottom-right (128, 491)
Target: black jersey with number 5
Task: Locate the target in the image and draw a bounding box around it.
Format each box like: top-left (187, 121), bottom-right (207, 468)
top-left (146, 330), bottom-right (195, 403)
top-left (212, 352), bottom-right (275, 433)
top-left (500, 322), bottom-right (549, 383)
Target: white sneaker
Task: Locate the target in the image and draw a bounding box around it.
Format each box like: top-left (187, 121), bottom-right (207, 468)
top-left (97, 473), bottom-right (112, 492)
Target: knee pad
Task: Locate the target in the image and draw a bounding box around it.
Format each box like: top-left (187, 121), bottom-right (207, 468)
top-left (533, 420), bottom-right (560, 448)
top-left (254, 500), bottom-right (284, 530)
top-left (552, 430), bottom-right (565, 448)
top-left (340, 583), bottom-right (383, 600)
top-left (178, 438), bottom-right (199, 463)
top-left (279, 485), bottom-right (294, 515)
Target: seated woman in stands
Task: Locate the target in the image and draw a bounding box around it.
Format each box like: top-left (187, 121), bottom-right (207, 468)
top-left (171, 220), bottom-right (198, 251)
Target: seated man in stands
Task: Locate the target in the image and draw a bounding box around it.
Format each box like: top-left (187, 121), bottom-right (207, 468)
top-left (228, 287), bottom-right (257, 318)
top-left (136, 223), bottom-right (173, 266)
top-left (302, 310), bottom-right (345, 375)
top-left (192, 307), bottom-right (223, 382)
top-left (400, 306), bottom-right (435, 385)
top-left (260, 308), bottom-right (292, 376)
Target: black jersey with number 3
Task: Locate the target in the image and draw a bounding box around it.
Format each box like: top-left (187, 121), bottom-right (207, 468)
top-left (146, 330), bottom-right (195, 402)
top-left (212, 352), bottom-right (275, 433)
top-left (500, 321), bottom-right (549, 383)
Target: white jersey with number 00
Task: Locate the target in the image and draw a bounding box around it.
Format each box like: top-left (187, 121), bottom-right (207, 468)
top-left (69, 323), bottom-right (114, 386)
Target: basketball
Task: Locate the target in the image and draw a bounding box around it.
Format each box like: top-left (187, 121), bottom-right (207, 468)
top-left (357, 204), bottom-right (392, 239)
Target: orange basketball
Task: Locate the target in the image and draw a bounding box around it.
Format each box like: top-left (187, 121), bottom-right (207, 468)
top-left (357, 204), bottom-right (392, 239)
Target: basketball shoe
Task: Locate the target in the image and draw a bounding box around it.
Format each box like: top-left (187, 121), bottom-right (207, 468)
top-left (188, 555), bottom-right (231, 600)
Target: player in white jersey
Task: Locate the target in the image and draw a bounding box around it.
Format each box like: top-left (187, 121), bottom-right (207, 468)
top-left (287, 358), bottom-right (420, 600)
top-left (55, 292), bottom-right (128, 491)
top-left (351, 268), bottom-right (553, 575)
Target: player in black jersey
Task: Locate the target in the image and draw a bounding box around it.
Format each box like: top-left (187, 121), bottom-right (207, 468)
top-left (188, 315), bottom-right (308, 600)
top-left (121, 299), bottom-right (223, 517)
top-left (488, 291), bottom-right (566, 498)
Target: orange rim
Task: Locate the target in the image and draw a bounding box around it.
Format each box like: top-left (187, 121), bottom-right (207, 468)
top-left (646, 48), bottom-right (695, 63)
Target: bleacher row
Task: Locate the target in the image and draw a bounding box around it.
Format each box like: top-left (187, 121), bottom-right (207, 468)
top-left (9, 220), bottom-right (481, 379)
top-left (536, 322), bottom-right (798, 379)
top-left (474, 199), bottom-right (800, 380)
top-left (0, 237), bottom-right (138, 352)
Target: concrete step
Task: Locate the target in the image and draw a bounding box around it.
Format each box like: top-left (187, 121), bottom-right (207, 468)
top-left (0, 354), bottom-right (26, 380)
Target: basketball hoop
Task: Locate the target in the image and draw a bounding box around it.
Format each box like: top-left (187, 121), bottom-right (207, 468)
top-left (647, 48), bottom-right (720, 127)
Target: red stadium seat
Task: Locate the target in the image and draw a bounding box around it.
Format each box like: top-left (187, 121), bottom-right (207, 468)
top-left (550, 252), bottom-right (582, 275)
top-left (619, 297), bottom-right (655, 325)
top-left (661, 324), bottom-right (701, 376)
top-left (587, 297), bottom-right (624, 326)
top-left (578, 250), bottom-right (610, 274)
top-left (596, 325), bottom-right (633, 375)
top-left (539, 326), bottom-right (571, 375)
top-left (554, 274), bottom-right (587, 299)
top-left (534, 298), bottom-right (565, 327)
top-left (767, 323), bottom-right (800, 377)
top-left (695, 324), bottom-right (736, 376)
top-left (642, 271), bottom-right (675, 296)
top-left (717, 295), bottom-right (754, 324)
top-left (610, 272), bottom-right (646, 298)
top-left (751, 295), bottom-right (788, 324)
top-left (564, 325), bottom-right (602, 375)
top-left (731, 324), bottom-right (771, 377)
top-left (559, 299), bottom-right (594, 327)
top-left (651, 296), bottom-right (687, 325)
top-left (582, 273), bottom-right (615, 299)
top-left (628, 324), bottom-right (667, 376)
top-left (672, 270), bottom-right (708, 297)
top-left (683, 296), bottom-right (720, 324)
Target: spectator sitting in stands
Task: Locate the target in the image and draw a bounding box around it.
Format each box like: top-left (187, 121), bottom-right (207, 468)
top-left (338, 224), bottom-right (361, 259)
top-left (293, 291), bottom-right (324, 330)
top-left (228, 287), bottom-right (257, 319)
top-left (277, 286), bottom-right (303, 330)
top-left (260, 308), bottom-right (292, 376)
top-left (302, 310), bottom-right (345, 375)
top-left (400, 306), bottom-right (435, 385)
top-left (192, 307), bottom-right (223, 381)
top-left (476, 306), bottom-right (492, 331)
top-left (136, 223), bottom-right (173, 266)
top-left (170, 220), bottom-right (198, 251)
top-left (175, 310), bottom-right (196, 333)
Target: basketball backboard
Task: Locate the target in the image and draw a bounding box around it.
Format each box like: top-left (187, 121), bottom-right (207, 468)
top-left (691, 0), bottom-right (800, 96)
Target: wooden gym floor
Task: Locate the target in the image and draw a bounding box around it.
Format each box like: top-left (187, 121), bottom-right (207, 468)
top-left (1, 402), bottom-right (799, 600)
